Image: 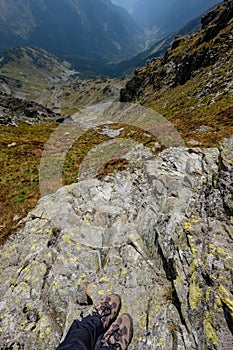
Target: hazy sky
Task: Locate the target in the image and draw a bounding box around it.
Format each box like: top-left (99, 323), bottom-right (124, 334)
top-left (111, 0), bottom-right (221, 16)
top-left (111, 0), bottom-right (137, 12)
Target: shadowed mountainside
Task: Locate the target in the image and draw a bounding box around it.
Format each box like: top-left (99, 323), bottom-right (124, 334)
top-left (0, 0), bottom-right (144, 66)
top-left (120, 0), bottom-right (233, 147)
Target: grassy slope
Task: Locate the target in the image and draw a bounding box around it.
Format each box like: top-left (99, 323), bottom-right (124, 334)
top-left (0, 47), bottom-right (72, 98)
top-left (0, 123), bottom-right (55, 242)
top-left (1, 64), bottom-right (232, 242)
top-left (0, 5), bottom-right (232, 242)
top-left (0, 123), bottom-right (109, 242)
top-left (122, 12), bottom-right (233, 147)
top-left (0, 114), bottom-right (159, 243)
top-left (0, 49), bottom-right (130, 243)
top-left (0, 48), bottom-right (125, 115)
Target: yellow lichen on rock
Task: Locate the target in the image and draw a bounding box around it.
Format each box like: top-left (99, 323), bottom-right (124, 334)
top-left (204, 311), bottom-right (218, 346)
top-left (189, 281), bottom-right (203, 310)
top-left (218, 285), bottom-right (233, 315)
top-left (189, 260), bottom-right (202, 310)
top-left (183, 221), bottom-right (193, 232)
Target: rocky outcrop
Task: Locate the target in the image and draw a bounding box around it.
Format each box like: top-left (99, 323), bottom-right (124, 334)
top-left (0, 94), bottom-right (62, 126)
top-left (201, 0), bottom-right (233, 42)
top-left (120, 0), bottom-right (233, 102)
top-left (0, 137), bottom-right (232, 349)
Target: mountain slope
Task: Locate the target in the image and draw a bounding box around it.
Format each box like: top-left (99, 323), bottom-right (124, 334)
top-left (120, 0), bottom-right (233, 147)
top-left (132, 0), bottom-right (222, 39)
top-left (111, 15), bottom-right (202, 76)
top-left (0, 46), bottom-right (76, 84)
top-left (0, 0), bottom-right (143, 64)
top-left (0, 46), bottom-right (78, 105)
top-left (0, 46), bottom-right (124, 115)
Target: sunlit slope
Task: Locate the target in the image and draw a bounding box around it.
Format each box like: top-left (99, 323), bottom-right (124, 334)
top-left (120, 1), bottom-right (233, 147)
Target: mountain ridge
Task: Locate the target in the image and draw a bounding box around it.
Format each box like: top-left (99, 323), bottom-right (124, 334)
top-left (0, 0), bottom-right (144, 65)
top-left (120, 0), bottom-right (233, 146)
top-left (120, 0), bottom-right (233, 99)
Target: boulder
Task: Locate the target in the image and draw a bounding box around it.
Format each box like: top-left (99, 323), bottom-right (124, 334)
top-left (0, 95), bottom-right (61, 126)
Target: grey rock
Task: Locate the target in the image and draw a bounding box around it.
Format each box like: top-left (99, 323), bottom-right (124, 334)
top-left (0, 138), bottom-right (233, 349)
top-left (0, 94), bottom-right (61, 126)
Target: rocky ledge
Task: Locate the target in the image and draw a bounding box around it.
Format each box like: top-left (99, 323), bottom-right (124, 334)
top-left (0, 86), bottom-right (62, 126)
top-left (0, 137), bottom-right (233, 350)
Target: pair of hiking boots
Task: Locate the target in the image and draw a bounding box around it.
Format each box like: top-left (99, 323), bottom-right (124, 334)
top-left (93, 294), bottom-right (133, 350)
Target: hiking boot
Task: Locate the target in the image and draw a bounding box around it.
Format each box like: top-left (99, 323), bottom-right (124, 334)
top-left (93, 294), bottom-right (121, 329)
top-left (101, 313), bottom-right (133, 350)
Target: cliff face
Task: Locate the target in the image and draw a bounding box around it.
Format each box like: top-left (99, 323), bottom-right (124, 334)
top-left (0, 136), bottom-right (232, 349)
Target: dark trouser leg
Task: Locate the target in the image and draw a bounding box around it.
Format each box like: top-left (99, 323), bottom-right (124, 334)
top-left (94, 343), bottom-right (109, 350)
top-left (56, 315), bottom-right (104, 350)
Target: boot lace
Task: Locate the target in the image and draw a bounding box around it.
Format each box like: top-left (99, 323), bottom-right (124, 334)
top-left (102, 324), bottom-right (123, 350)
top-left (93, 300), bottom-right (115, 320)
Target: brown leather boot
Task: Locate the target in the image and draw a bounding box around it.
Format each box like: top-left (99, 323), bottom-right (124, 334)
top-left (93, 294), bottom-right (122, 330)
top-left (101, 313), bottom-right (133, 350)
